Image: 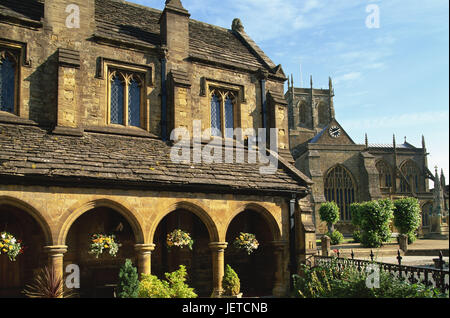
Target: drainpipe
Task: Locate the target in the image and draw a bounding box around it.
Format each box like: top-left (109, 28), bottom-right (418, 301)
top-left (161, 56), bottom-right (167, 141)
top-left (289, 194), bottom-right (298, 289)
top-left (261, 78), bottom-right (267, 130)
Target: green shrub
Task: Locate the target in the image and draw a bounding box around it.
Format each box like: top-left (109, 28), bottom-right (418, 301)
top-left (350, 203), bottom-right (363, 227)
top-left (117, 259), bottom-right (140, 298)
top-left (319, 202), bottom-right (340, 233)
top-left (293, 261), bottom-right (447, 298)
top-left (222, 264), bottom-right (240, 296)
top-left (352, 230), bottom-right (362, 243)
top-left (138, 274), bottom-right (171, 298)
top-left (358, 199), bottom-right (394, 248)
top-left (326, 230), bottom-right (344, 245)
top-left (393, 197), bottom-right (421, 243)
top-left (138, 265), bottom-right (197, 298)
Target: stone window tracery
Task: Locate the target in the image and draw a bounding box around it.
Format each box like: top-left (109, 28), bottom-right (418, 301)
top-left (400, 160), bottom-right (421, 193)
top-left (108, 69), bottom-right (144, 128)
top-left (324, 165), bottom-right (356, 221)
top-left (209, 88), bottom-right (238, 138)
top-left (376, 160), bottom-right (393, 190)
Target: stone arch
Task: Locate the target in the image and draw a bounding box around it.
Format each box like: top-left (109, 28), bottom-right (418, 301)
top-left (224, 203), bottom-right (282, 241)
top-left (324, 164), bottom-right (357, 221)
top-left (57, 198), bottom-right (145, 245)
top-left (0, 195), bottom-right (52, 245)
top-left (149, 201), bottom-right (219, 243)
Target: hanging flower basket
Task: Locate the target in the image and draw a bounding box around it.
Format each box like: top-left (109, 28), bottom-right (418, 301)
top-left (166, 229), bottom-right (194, 250)
top-left (0, 231), bottom-right (23, 261)
top-left (88, 234), bottom-right (121, 258)
top-left (233, 232), bottom-right (259, 255)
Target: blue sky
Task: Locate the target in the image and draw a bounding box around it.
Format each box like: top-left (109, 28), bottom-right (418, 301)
top-left (129, 0), bottom-right (449, 181)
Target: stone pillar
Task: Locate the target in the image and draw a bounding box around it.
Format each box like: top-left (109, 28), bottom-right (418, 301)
top-left (321, 235), bottom-right (331, 256)
top-left (271, 241), bottom-right (288, 297)
top-left (134, 244), bottom-right (155, 277)
top-left (209, 242), bottom-right (227, 298)
top-left (398, 234), bottom-right (408, 253)
top-left (43, 245), bottom-right (68, 282)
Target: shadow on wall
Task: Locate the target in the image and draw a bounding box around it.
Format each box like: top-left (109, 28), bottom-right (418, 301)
top-left (25, 51), bottom-right (58, 127)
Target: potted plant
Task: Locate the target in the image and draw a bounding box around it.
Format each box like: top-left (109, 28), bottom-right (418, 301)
top-left (0, 231), bottom-right (23, 261)
top-left (233, 232), bottom-right (259, 255)
top-left (166, 229), bottom-right (194, 250)
top-left (222, 264), bottom-right (242, 298)
top-left (88, 233), bottom-right (121, 258)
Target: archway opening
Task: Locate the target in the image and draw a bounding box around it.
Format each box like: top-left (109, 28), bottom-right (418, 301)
top-left (65, 207), bottom-right (137, 298)
top-left (0, 204), bottom-right (47, 297)
top-left (225, 209), bottom-right (276, 297)
top-left (152, 209), bottom-right (212, 297)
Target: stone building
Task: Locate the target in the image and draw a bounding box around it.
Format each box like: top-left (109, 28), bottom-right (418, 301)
top-left (0, 0), bottom-right (317, 297)
top-left (286, 76), bottom-right (448, 236)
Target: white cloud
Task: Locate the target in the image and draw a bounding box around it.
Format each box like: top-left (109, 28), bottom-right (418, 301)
top-left (334, 72), bottom-right (362, 84)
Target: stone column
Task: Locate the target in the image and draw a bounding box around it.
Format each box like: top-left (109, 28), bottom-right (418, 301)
top-left (209, 242), bottom-right (228, 298)
top-left (321, 235), bottom-right (331, 256)
top-left (43, 245), bottom-right (68, 282)
top-left (134, 244), bottom-right (155, 277)
top-left (271, 241), bottom-right (288, 297)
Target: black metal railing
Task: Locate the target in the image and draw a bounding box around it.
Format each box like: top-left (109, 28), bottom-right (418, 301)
top-left (314, 250), bottom-right (449, 294)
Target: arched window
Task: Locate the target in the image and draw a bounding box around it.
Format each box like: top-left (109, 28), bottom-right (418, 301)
top-left (299, 101), bottom-right (307, 124)
top-left (376, 160), bottom-right (393, 189)
top-left (109, 69), bottom-right (144, 128)
top-left (400, 160), bottom-right (421, 193)
top-left (421, 202), bottom-right (432, 227)
top-left (318, 102), bottom-right (328, 126)
top-left (0, 50), bottom-right (18, 114)
top-left (324, 165), bottom-right (356, 221)
top-left (210, 88), bottom-right (237, 138)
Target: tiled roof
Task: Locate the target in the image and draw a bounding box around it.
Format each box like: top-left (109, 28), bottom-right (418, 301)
top-left (0, 0), bottom-right (276, 71)
top-left (368, 143), bottom-right (417, 149)
top-left (0, 123), bottom-right (308, 194)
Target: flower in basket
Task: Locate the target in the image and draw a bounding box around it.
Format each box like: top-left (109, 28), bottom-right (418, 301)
top-left (88, 234), bottom-right (121, 258)
top-left (166, 229), bottom-right (194, 250)
top-left (0, 231), bottom-right (22, 261)
top-left (233, 232), bottom-right (259, 255)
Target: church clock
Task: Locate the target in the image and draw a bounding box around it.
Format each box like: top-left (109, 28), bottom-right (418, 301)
top-left (329, 126), bottom-right (341, 138)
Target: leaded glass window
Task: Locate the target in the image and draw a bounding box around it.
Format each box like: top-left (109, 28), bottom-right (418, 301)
top-left (0, 50), bottom-right (18, 114)
top-left (324, 165), bottom-right (356, 221)
top-left (108, 69), bottom-right (144, 127)
top-left (209, 88), bottom-right (237, 138)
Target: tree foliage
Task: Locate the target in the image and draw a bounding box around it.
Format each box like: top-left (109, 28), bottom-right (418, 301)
top-left (393, 197), bottom-right (421, 243)
top-left (222, 264), bottom-right (241, 296)
top-left (319, 202), bottom-right (340, 230)
top-left (117, 259), bottom-right (140, 298)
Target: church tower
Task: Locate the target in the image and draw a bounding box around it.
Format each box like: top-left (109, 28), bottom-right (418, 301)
top-left (286, 75), bottom-right (335, 149)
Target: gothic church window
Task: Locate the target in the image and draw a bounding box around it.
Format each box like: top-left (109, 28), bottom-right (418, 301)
top-left (108, 69), bottom-right (144, 127)
top-left (400, 160), bottom-right (421, 193)
top-left (299, 101), bottom-right (307, 124)
top-left (210, 88), bottom-right (237, 138)
top-left (376, 160), bottom-right (393, 189)
top-left (0, 50), bottom-right (18, 114)
top-left (318, 101), bottom-right (328, 126)
top-left (324, 165), bottom-right (356, 221)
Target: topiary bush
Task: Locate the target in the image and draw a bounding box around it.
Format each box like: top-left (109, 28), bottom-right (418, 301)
top-left (393, 197), bottom-right (421, 244)
top-left (358, 199), bottom-right (394, 248)
top-left (352, 230), bottom-right (362, 243)
top-left (222, 264), bottom-right (240, 296)
top-left (326, 230), bottom-right (344, 245)
top-left (117, 259), bottom-right (139, 298)
top-left (319, 202), bottom-right (340, 233)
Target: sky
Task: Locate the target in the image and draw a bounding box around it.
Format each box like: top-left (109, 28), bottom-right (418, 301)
top-left (129, 0), bottom-right (449, 182)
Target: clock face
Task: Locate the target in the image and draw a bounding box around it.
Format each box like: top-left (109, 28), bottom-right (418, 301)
top-left (329, 126), bottom-right (341, 138)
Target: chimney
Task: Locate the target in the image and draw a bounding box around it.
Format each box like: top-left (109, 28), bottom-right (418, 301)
top-left (159, 0), bottom-right (190, 65)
